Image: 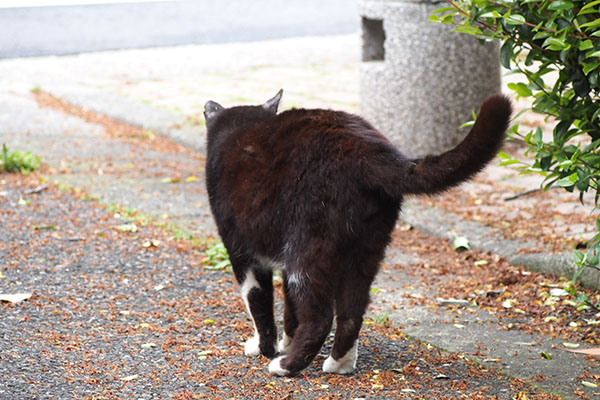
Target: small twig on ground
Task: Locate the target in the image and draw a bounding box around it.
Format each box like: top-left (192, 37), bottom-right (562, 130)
top-left (24, 184), bottom-right (49, 195)
top-left (504, 186), bottom-right (559, 201)
top-left (58, 237), bottom-right (85, 242)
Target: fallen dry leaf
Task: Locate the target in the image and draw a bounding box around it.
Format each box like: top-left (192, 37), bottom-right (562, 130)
top-left (142, 239), bottom-right (161, 248)
top-left (0, 293), bottom-right (32, 303)
top-left (564, 347), bottom-right (600, 356)
top-left (120, 374), bottom-right (138, 382)
top-left (563, 342), bottom-right (580, 349)
top-left (115, 223), bottom-right (138, 233)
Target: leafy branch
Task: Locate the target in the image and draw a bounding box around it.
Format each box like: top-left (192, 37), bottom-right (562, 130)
top-left (432, 0), bottom-right (600, 292)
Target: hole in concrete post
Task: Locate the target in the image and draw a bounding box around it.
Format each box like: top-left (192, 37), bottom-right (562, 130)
top-left (361, 17), bottom-right (385, 61)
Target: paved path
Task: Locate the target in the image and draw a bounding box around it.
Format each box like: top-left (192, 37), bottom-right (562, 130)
top-left (0, 0), bottom-right (358, 58)
top-left (1, 36), bottom-right (599, 399)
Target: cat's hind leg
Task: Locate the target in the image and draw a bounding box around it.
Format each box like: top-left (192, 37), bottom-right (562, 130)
top-left (277, 271), bottom-right (299, 355)
top-left (268, 268), bottom-right (334, 376)
top-left (323, 255), bottom-right (380, 374)
top-left (234, 257), bottom-right (277, 358)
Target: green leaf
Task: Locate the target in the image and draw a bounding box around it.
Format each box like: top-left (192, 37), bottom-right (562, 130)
top-left (497, 151), bottom-right (511, 160)
top-left (441, 14), bottom-right (456, 24)
top-left (532, 30), bottom-right (552, 41)
top-left (432, 6), bottom-right (457, 14)
top-left (504, 14), bottom-right (526, 25)
top-left (543, 36), bottom-right (570, 51)
top-left (499, 159), bottom-right (522, 166)
top-left (586, 50), bottom-right (600, 58)
top-left (587, 246), bottom-right (600, 265)
top-left (573, 249), bottom-right (585, 265)
top-left (432, 6), bottom-right (454, 14)
top-left (501, 40), bottom-right (514, 69)
top-left (580, 0), bottom-right (600, 13)
top-left (453, 25), bottom-right (483, 35)
top-left (479, 11), bottom-right (502, 18)
top-left (583, 61), bottom-right (600, 75)
top-left (555, 172), bottom-right (578, 187)
top-left (579, 40), bottom-right (594, 51)
top-left (580, 18), bottom-right (600, 30)
top-left (592, 107), bottom-right (600, 122)
top-left (573, 263), bottom-right (587, 283)
top-left (215, 260), bottom-right (231, 269)
top-left (548, 0), bottom-right (574, 11)
top-left (507, 82), bottom-right (533, 97)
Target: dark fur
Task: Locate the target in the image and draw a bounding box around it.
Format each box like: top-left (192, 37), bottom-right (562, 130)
top-left (204, 90), bottom-right (512, 376)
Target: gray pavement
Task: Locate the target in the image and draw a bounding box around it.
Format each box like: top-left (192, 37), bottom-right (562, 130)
top-left (1, 36), bottom-right (599, 398)
top-left (0, 0), bottom-right (358, 58)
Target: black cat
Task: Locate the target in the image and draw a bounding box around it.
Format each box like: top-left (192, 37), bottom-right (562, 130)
top-left (204, 90), bottom-right (511, 376)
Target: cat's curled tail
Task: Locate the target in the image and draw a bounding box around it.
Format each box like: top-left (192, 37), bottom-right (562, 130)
top-left (370, 95), bottom-right (512, 198)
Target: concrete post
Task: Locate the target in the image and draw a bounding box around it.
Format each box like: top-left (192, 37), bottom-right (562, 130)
top-left (359, 0), bottom-right (501, 158)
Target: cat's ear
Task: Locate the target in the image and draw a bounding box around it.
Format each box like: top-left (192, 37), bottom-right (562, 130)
top-left (263, 89), bottom-right (283, 114)
top-left (204, 100), bottom-right (224, 121)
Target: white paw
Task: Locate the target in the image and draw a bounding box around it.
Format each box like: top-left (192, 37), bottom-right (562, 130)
top-left (322, 342), bottom-right (358, 374)
top-left (244, 335), bottom-right (260, 357)
top-left (277, 333), bottom-right (292, 354)
top-left (268, 356), bottom-right (291, 376)
top-left (322, 356), bottom-right (356, 374)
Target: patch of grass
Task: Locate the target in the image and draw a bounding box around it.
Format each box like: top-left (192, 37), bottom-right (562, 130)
top-left (373, 312), bottom-right (391, 328)
top-left (1, 144), bottom-right (41, 173)
top-left (155, 220), bottom-right (196, 241)
top-left (202, 242), bottom-right (232, 272)
top-left (50, 181), bottom-right (209, 247)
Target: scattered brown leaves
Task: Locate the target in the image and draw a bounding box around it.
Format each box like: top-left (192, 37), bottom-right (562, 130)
top-left (390, 227), bottom-right (600, 345)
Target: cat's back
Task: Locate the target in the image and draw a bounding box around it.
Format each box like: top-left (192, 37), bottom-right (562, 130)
top-left (220, 107), bottom-right (397, 180)
top-left (219, 107), bottom-right (398, 202)
top-left (255, 107), bottom-right (392, 155)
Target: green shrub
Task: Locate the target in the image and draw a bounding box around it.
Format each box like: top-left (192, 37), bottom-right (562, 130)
top-left (1, 144), bottom-right (41, 173)
top-left (432, 0), bottom-right (599, 291)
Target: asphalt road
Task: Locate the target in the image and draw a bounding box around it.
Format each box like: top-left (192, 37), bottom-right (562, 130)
top-left (0, 0), bottom-right (358, 58)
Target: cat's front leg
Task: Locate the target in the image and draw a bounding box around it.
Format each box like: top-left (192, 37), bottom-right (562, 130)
top-left (238, 266), bottom-right (277, 358)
